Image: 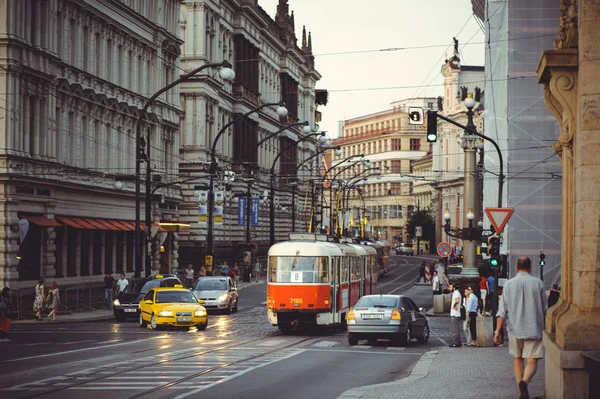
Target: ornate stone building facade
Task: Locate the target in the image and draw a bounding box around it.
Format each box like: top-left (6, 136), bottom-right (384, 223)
top-left (538, 0), bottom-right (600, 397)
top-left (0, 0), bottom-right (183, 289)
top-left (177, 0), bottom-right (321, 265)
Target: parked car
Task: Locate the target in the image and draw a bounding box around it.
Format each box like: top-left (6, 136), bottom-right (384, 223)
top-left (113, 274), bottom-right (182, 321)
top-left (396, 243), bottom-right (414, 256)
top-left (192, 276), bottom-right (239, 314)
top-left (139, 287), bottom-right (208, 331)
top-left (346, 294), bottom-right (429, 346)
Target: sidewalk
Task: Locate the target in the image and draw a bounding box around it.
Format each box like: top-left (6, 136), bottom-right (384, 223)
top-left (337, 315), bottom-right (546, 399)
top-left (13, 278), bottom-right (266, 325)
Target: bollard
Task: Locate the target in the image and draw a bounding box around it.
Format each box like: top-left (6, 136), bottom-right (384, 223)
top-left (433, 293), bottom-right (445, 314)
top-left (476, 315), bottom-right (494, 347)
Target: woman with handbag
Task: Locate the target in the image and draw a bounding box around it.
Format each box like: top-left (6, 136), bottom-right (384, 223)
top-left (0, 287), bottom-right (12, 342)
top-left (46, 282), bottom-right (60, 321)
top-left (33, 278), bottom-right (45, 321)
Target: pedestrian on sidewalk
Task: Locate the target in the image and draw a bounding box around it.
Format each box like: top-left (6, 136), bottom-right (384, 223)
top-left (33, 278), bottom-right (45, 321)
top-left (432, 270), bottom-right (441, 295)
top-left (254, 259), bottom-right (262, 282)
top-left (185, 265), bottom-right (195, 289)
top-left (479, 274), bottom-right (489, 312)
top-left (494, 256), bottom-right (547, 399)
top-left (448, 281), bottom-right (462, 347)
top-left (117, 273), bottom-right (129, 294)
top-left (0, 287), bottom-right (12, 342)
top-left (46, 282), bottom-right (60, 321)
top-left (416, 262), bottom-right (426, 283)
top-left (487, 272), bottom-right (496, 312)
top-left (232, 263), bottom-right (240, 282)
top-left (104, 273), bottom-right (115, 310)
top-left (198, 266), bottom-right (206, 278)
top-left (465, 285), bottom-right (478, 346)
top-left (547, 284), bottom-right (560, 308)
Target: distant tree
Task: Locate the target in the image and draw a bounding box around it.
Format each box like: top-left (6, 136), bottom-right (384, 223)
top-left (405, 207), bottom-right (436, 253)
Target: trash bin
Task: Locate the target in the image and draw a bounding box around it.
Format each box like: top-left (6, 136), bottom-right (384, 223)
top-left (476, 315), bottom-right (494, 347)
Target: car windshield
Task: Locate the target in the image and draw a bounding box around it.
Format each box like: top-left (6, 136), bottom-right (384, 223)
top-left (140, 280), bottom-right (161, 294)
top-left (155, 291), bottom-right (197, 304)
top-left (194, 279), bottom-right (227, 291)
top-left (356, 296), bottom-right (398, 308)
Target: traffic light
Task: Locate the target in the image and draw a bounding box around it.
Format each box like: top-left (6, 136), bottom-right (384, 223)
top-left (488, 236), bottom-right (500, 267)
top-left (408, 107), bottom-right (424, 125)
top-left (427, 111), bottom-right (438, 143)
top-left (539, 251), bottom-right (546, 267)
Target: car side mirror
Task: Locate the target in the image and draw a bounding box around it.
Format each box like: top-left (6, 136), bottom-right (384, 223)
top-left (144, 300), bottom-right (153, 305)
top-left (198, 299), bottom-right (203, 304)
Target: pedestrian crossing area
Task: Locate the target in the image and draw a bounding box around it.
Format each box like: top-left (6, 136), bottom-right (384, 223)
top-left (0, 336), bottom-right (416, 394)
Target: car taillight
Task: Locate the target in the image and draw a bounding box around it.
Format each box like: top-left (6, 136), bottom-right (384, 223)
top-left (391, 309), bottom-right (402, 320)
top-left (347, 310), bottom-right (355, 321)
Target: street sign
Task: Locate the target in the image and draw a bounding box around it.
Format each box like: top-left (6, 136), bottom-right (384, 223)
top-left (408, 107), bottom-right (424, 125)
top-left (437, 241), bottom-right (452, 257)
top-left (484, 207), bottom-right (515, 233)
top-left (415, 226), bottom-right (422, 237)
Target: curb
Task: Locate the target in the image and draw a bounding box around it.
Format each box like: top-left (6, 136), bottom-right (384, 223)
top-left (336, 350), bottom-right (439, 399)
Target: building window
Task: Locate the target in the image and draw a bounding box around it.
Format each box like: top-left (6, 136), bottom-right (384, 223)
top-left (391, 160), bottom-right (401, 173)
top-left (410, 138), bottom-right (421, 151)
top-left (390, 183), bottom-right (400, 195)
top-left (407, 205), bottom-right (415, 218)
top-left (390, 205), bottom-right (403, 218)
top-left (391, 139), bottom-right (401, 151)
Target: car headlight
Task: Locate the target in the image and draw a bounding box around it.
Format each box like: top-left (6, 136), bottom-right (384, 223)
top-left (113, 299), bottom-right (121, 306)
top-left (217, 294), bottom-right (228, 303)
top-left (194, 309), bottom-right (207, 317)
top-left (158, 311), bottom-right (173, 317)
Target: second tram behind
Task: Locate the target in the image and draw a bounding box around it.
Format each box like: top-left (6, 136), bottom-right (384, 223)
top-left (267, 233), bottom-right (378, 332)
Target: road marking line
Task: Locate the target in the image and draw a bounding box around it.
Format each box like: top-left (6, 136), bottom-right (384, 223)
top-left (0, 337), bottom-right (160, 363)
top-left (57, 340), bottom-right (97, 345)
top-left (434, 335), bottom-right (449, 346)
top-left (354, 345), bottom-right (372, 349)
top-left (305, 348), bottom-right (422, 355)
top-left (258, 339), bottom-right (286, 346)
top-left (386, 347), bottom-right (406, 351)
top-left (19, 342), bottom-right (52, 346)
top-left (312, 340), bottom-right (338, 348)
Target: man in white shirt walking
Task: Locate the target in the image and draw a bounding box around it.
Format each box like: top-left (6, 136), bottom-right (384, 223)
top-left (494, 256), bottom-right (547, 399)
top-left (117, 273), bottom-right (129, 294)
top-left (448, 281), bottom-right (462, 347)
top-left (432, 270), bottom-right (440, 295)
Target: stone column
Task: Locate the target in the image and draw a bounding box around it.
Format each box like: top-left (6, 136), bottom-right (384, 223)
top-left (537, 1), bottom-right (600, 397)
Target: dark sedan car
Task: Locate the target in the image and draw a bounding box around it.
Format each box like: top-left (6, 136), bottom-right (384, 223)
top-left (113, 275), bottom-right (181, 321)
top-left (346, 294), bottom-right (429, 346)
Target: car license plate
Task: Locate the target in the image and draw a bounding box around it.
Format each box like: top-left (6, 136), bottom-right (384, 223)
top-left (124, 308), bottom-right (137, 313)
top-left (362, 314), bottom-right (383, 320)
top-left (177, 317), bottom-right (192, 322)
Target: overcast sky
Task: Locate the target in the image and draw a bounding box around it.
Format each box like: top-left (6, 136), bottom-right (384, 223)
top-left (259, 0), bottom-right (485, 137)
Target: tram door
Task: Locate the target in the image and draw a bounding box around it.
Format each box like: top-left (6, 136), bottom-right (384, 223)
top-left (331, 256), bottom-right (339, 323)
top-left (360, 258), bottom-right (365, 297)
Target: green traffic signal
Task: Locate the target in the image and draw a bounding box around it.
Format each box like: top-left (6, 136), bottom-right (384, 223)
top-left (489, 258), bottom-right (499, 267)
top-left (540, 260), bottom-right (545, 267)
top-left (427, 133), bottom-right (437, 142)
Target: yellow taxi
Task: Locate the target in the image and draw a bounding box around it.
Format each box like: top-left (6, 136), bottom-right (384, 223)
top-left (139, 286), bottom-right (208, 331)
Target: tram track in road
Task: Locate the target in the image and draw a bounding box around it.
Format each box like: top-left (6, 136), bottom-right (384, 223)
top-left (11, 335), bottom-right (315, 399)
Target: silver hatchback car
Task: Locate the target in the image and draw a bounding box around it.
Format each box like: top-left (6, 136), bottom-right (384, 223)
top-left (347, 294), bottom-right (429, 346)
top-left (192, 277), bottom-right (239, 314)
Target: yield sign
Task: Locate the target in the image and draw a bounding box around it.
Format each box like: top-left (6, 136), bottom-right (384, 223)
top-left (484, 207), bottom-right (515, 233)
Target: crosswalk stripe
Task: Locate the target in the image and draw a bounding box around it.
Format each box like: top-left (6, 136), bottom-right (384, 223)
top-left (386, 347), bottom-right (406, 351)
top-left (312, 341), bottom-right (338, 348)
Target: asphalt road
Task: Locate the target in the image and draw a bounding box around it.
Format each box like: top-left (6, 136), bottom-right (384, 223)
top-left (0, 253), bottom-right (443, 399)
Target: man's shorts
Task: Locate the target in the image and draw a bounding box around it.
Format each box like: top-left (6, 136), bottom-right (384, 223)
top-left (508, 333), bottom-right (544, 358)
top-left (480, 289), bottom-right (487, 300)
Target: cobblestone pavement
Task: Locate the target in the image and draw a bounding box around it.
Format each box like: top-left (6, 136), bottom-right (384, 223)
top-left (338, 315), bottom-right (546, 399)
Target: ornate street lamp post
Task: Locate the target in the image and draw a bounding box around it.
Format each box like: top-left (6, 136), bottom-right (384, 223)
top-left (134, 60), bottom-right (234, 278)
top-left (269, 132), bottom-right (327, 245)
top-left (206, 102), bottom-right (288, 261)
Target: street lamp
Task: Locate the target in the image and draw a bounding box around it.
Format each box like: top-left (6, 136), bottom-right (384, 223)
top-left (329, 158), bottom-right (370, 235)
top-left (441, 92), bottom-right (492, 283)
top-left (269, 132), bottom-right (327, 245)
top-left (206, 101), bottom-right (288, 261)
top-left (135, 60), bottom-right (234, 278)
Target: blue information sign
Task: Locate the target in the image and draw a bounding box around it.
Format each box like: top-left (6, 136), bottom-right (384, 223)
top-left (251, 198), bottom-right (259, 226)
top-left (238, 197), bottom-right (246, 226)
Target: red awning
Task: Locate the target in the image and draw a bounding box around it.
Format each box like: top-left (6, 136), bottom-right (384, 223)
top-left (70, 217), bottom-right (98, 229)
top-left (56, 217), bottom-right (86, 229)
top-left (81, 218), bottom-right (109, 230)
top-left (19, 215), bottom-right (61, 227)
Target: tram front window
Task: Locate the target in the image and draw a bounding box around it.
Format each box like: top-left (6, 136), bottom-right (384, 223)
top-left (268, 256), bottom-right (328, 283)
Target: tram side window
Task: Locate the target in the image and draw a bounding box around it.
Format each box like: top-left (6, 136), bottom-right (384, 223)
top-left (351, 257), bottom-right (359, 281)
top-left (341, 258), bottom-right (349, 283)
top-left (269, 256), bottom-right (329, 283)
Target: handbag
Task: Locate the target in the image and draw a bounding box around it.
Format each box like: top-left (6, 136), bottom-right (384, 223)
top-left (460, 304), bottom-right (466, 321)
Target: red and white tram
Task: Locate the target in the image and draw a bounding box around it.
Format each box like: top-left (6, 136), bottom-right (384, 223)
top-left (267, 234), bottom-right (378, 332)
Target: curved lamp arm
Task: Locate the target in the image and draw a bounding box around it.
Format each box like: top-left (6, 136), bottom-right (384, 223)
top-left (296, 146), bottom-right (341, 172)
top-left (257, 121), bottom-right (310, 148)
top-left (270, 132), bottom-right (326, 175)
top-left (323, 153), bottom-right (365, 182)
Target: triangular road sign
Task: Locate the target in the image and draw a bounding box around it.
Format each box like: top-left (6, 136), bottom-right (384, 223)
top-left (485, 207), bottom-right (515, 233)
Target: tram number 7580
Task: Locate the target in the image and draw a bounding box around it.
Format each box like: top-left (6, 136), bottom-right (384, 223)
top-left (289, 298), bottom-right (303, 304)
